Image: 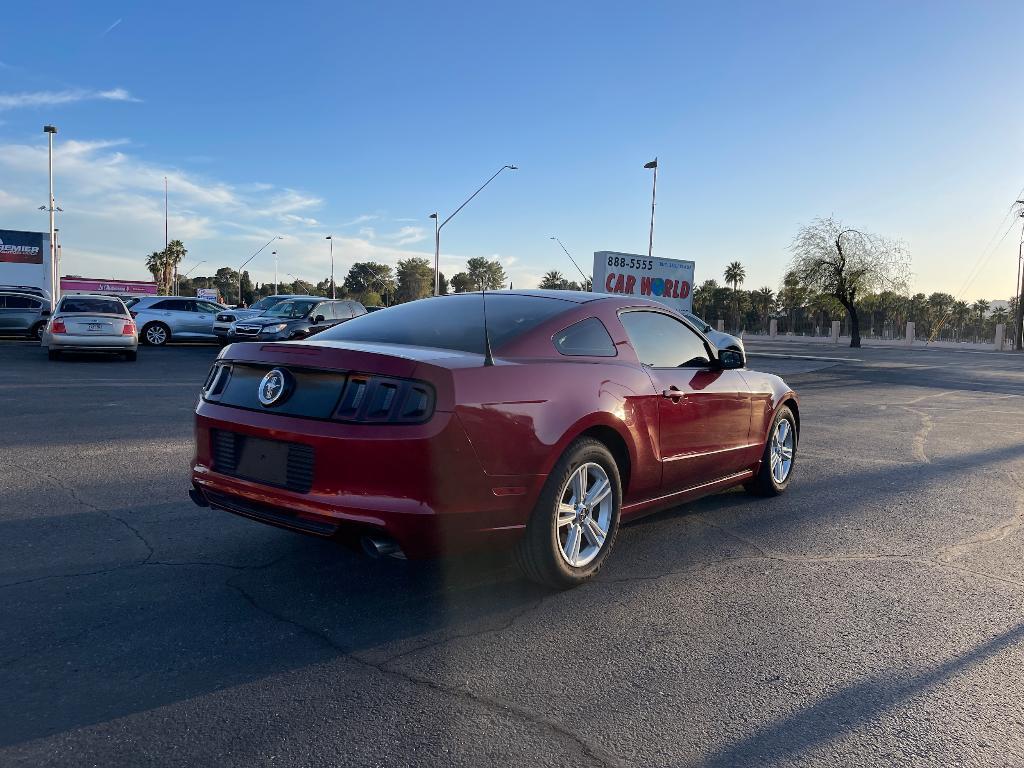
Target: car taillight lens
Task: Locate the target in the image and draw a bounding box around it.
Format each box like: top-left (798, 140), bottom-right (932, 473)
top-left (51, 318), bottom-right (66, 334)
top-left (122, 321), bottom-right (136, 335)
top-left (333, 374), bottom-right (435, 424)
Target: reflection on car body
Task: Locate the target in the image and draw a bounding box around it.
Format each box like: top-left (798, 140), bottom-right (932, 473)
top-left (191, 290), bottom-right (798, 589)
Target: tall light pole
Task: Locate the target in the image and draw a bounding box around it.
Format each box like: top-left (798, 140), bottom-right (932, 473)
top-left (432, 164), bottom-right (517, 295)
top-left (325, 235), bottom-right (335, 298)
top-left (238, 235), bottom-right (282, 306)
top-left (166, 176), bottom-right (173, 293)
top-left (429, 213), bottom-right (439, 295)
top-left (1014, 202), bottom-right (1024, 351)
top-left (272, 251), bottom-right (278, 293)
top-left (43, 125), bottom-right (58, 309)
top-left (549, 236), bottom-right (590, 288)
top-left (644, 158), bottom-right (658, 259)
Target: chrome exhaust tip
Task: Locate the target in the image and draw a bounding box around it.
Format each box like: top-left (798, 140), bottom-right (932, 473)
top-left (361, 535), bottom-right (405, 559)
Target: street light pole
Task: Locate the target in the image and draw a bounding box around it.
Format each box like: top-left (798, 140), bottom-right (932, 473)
top-left (1014, 202), bottom-right (1024, 351)
top-left (549, 236), bottom-right (590, 287)
top-left (429, 213), bottom-right (439, 295)
top-left (433, 164), bottom-right (517, 294)
top-left (644, 158), bottom-right (658, 259)
top-left (238, 235), bottom-right (282, 306)
top-left (272, 251), bottom-right (278, 294)
top-left (325, 236), bottom-right (335, 298)
top-left (43, 125), bottom-right (58, 310)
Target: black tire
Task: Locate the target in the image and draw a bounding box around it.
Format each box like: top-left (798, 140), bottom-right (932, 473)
top-left (47, 349), bottom-right (60, 361)
top-left (141, 322), bottom-right (170, 346)
top-left (124, 351), bottom-right (138, 361)
top-left (515, 437), bottom-right (622, 589)
top-left (30, 323), bottom-right (45, 342)
top-left (747, 405), bottom-right (798, 496)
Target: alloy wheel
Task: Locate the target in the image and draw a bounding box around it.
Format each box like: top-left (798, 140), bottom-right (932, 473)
top-left (770, 419), bottom-right (794, 484)
top-left (556, 462), bottom-right (614, 568)
top-left (145, 325), bottom-right (167, 345)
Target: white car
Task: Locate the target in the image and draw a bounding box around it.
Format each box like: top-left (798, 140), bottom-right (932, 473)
top-left (682, 311), bottom-right (745, 354)
top-left (42, 294), bottom-right (138, 361)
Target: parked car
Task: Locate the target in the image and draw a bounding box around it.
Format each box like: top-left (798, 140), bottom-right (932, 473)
top-left (42, 294), bottom-right (138, 360)
top-left (0, 285), bottom-right (50, 301)
top-left (129, 296), bottom-right (227, 345)
top-left (190, 290), bottom-right (798, 589)
top-left (0, 291), bottom-right (49, 340)
top-left (213, 294), bottom-right (318, 342)
top-left (682, 310), bottom-right (745, 353)
top-left (227, 298), bottom-right (366, 342)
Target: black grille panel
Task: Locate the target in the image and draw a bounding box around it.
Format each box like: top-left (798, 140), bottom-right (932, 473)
top-left (211, 430), bottom-right (315, 493)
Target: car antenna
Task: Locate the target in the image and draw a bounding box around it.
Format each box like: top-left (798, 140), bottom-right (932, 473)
top-left (481, 287), bottom-right (495, 367)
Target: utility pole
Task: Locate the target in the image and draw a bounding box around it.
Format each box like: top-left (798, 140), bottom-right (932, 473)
top-left (166, 177), bottom-right (173, 294)
top-left (43, 125), bottom-right (58, 310)
top-left (644, 158), bottom-right (658, 259)
top-left (1015, 204), bottom-right (1024, 351)
top-left (325, 236), bottom-right (335, 298)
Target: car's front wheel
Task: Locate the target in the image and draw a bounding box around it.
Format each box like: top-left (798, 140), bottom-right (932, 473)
top-left (516, 437), bottom-right (622, 589)
top-left (142, 322), bottom-right (170, 346)
top-left (747, 405), bottom-right (797, 496)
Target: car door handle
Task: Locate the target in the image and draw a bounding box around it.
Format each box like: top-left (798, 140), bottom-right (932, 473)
top-left (661, 387), bottom-right (687, 402)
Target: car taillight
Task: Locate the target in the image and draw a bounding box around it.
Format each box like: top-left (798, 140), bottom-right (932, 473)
top-left (122, 321), bottom-right (136, 335)
top-left (51, 317), bottom-right (66, 334)
top-left (333, 374), bottom-right (435, 424)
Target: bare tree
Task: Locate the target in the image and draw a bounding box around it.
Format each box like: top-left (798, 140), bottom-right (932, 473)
top-left (789, 218), bottom-right (910, 348)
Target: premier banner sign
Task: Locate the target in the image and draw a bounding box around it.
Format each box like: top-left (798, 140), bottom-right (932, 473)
top-left (592, 251), bottom-right (695, 313)
top-left (0, 229), bottom-right (44, 264)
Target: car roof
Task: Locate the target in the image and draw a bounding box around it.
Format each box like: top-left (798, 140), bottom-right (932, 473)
top-left (0, 291), bottom-right (46, 301)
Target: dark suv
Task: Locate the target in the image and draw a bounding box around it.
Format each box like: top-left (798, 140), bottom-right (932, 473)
top-left (227, 298), bottom-right (366, 342)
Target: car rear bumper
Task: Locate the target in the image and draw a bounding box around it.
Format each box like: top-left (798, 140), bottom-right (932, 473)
top-left (48, 334), bottom-right (137, 351)
top-left (190, 401), bottom-right (544, 557)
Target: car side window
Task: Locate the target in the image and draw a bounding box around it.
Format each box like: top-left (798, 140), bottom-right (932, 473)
top-left (619, 310), bottom-right (712, 368)
top-left (313, 303), bottom-right (331, 321)
top-left (4, 296), bottom-right (33, 309)
top-left (197, 301), bottom-right (221, 313)
top-left (553, 317), bottom-right (617, 357)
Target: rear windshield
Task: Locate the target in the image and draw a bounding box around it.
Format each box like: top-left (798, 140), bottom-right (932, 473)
top-left (317, 293), bottom-right (571, 354)
top-left (59, 297), bottom-right (126, 315)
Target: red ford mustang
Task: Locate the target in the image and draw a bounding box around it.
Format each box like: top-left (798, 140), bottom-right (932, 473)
top-left (189, 290), bottom-right (798, 588)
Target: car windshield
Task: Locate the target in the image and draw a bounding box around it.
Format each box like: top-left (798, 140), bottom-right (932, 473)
top-left (264, 300), bottom-right (317, 319)
top-left (317, 293), bottom-right (571, 354)
top-left (59, 297), bottom-right (126, 315)
top-left (251, 296), bottom-right (286, 311)
top-left (684, 311), bottom-right (711, 330)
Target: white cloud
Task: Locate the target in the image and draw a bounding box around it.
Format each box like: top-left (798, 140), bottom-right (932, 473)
top-left (384, 225), bottom-right (428, 246)
top-left (0, 88), bottom-right (140, 111)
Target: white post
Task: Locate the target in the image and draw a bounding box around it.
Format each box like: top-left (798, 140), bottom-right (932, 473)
top-left (769, 318), bottom-right (778, 337)
top-left (995, 323), bottom-right (1006, 351)
top-left (716, 319), bottom-right (725, 332)
top-left (831, 320), bottom-right (840, 344)
top-left (906, 321), bottom-right (915, 346)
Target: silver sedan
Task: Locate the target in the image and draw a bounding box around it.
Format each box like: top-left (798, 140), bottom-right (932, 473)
top-left (42, 294), bottom-right (139, 361)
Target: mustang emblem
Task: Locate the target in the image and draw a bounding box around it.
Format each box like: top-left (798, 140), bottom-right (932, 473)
top-left (258, 368), bottom-right (292, 407)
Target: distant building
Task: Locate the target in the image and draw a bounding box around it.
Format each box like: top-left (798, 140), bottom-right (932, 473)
top-left (60, 276), bottom-right (158, 299)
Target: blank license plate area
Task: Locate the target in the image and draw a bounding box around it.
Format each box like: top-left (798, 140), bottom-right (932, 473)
top-left (234, 435), bottom-right (290, 487)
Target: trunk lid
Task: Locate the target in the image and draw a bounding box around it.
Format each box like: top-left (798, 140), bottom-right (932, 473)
top-left (62, 313), bottom-right (129, 336)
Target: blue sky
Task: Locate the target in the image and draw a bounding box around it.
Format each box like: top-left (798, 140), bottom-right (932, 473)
top-left (1, 0), bottom-right (1023, 300)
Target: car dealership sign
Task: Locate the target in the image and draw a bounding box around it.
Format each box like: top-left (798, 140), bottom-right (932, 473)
top-left (0, 229), bottom-right (44, 264)
top-left (592, 251), bottom-right (695, 313)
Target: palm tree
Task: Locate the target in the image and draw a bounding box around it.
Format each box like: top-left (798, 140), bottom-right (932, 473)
top-left (539, 270), bottom-right (567, 290)
top-left (724, 261), bottom-right (746, 331)
top-left (753, 286), bottom-right (774, 332)
top-left (972, 299), bottom-right (990, 342)
top-left (951, 300), bottom-right (970, 341)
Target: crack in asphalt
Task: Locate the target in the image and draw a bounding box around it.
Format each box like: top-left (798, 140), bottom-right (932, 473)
top-left (225, 574), bottom-right (621, 768)
top-left (7, 459), bottom-right (155, 564)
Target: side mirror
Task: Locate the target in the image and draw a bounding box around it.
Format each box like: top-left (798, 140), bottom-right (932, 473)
top-left (718, 348), bottom-right (745, 370)
top-left (314, 314), bottom-right (326, 323)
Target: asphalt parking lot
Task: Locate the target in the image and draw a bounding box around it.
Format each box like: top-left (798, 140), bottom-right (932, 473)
top-left (2, 338), bottom-right (1024, 767)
